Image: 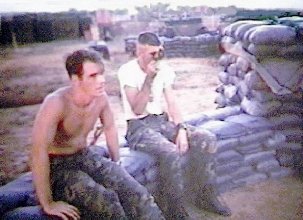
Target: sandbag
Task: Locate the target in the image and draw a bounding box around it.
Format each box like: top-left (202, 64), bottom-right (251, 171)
top-left (248, 25), bottom-right (297, 45)
top-left (236, 56), bottom-right (250, 72)
top-left (278, 16), bottom-right (303, 27)
top-left (234, 21), bottom-right (270, 41)
top-left (226, 63), bottom-right (237, 76)
top-left (215, 93), bottom-right (227, 108)
top-left (260, 59), bottom-right (303, 92)
top-left (241, 96), bottom-right (282, 116)
top-left (244, 70), bottom-right (268, 90)
top-left (223, 85), bottom-right (238, 100)
top-left (218, 71), bottom-right (229, 84)
top-left (247, 43), bottom-right (303, 58)
top-left (229, 76), bottom-right (241, 86)
top-left (218, 53), bottom-right (237, 67)
top-left (222, 20), bottom-right (255, 37)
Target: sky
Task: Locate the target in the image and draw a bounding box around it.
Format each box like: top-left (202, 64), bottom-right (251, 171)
top-left (0, 0), bottom-right (302, 14)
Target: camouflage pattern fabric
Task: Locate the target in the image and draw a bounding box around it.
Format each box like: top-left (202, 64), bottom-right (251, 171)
top-left (50, 148), bottom-right (165, 220)
top-left (126, 113), bottom-right (218, 218)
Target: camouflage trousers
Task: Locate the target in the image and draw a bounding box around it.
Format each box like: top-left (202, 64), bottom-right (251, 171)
top-left (50, 148), bottom-right (165, 220)
top-left (126, 113), bottom-right (217, 217)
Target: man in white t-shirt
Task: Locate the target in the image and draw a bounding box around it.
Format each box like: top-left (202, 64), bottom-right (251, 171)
top-left (118, 32), bottom-right (231, 218)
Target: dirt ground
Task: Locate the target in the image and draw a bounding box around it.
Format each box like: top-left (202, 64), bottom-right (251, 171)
top-left (0, 38), bottom-right (302, 219)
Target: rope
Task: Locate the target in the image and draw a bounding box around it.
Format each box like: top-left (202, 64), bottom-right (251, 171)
top-left (89, 125), bottom-right (103, 146)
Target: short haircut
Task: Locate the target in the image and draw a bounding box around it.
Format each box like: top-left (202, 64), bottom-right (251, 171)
top-left (65, 49), bottom-right (103, 78)
top-left (137, 32), bottom-right (161, 46)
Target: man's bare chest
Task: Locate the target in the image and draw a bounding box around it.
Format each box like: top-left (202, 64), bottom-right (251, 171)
top-left (61, 106), bottom-right (100, 136)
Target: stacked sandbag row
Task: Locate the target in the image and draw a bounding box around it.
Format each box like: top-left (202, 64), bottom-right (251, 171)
top-left (125, 151), bottom-right (159, 197)
top-left (162, 33), bottom-right (221, 58)
top-left (214, 16), bottom-right (303, 184)
top-left (216, 17), bottom-right (303, 108)
top-left (93, 147), bottom-right (160, 195)
top-left (0, 12), bottom-right (92, 45)
top-left (185, 106), bottom-right (295, 193)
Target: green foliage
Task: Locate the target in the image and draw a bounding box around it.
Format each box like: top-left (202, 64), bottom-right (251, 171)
top-left (235, 9), bottom-right (300, 21)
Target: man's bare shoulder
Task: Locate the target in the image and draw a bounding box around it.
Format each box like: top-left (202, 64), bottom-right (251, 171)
top-left (41, 87), bottom-right (71, 110)
top-left (95, 93), bottom-right (110, 111)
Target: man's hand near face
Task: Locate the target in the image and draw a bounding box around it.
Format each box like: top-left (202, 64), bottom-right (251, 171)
top-left (145, 60), bottom-right (158, 78)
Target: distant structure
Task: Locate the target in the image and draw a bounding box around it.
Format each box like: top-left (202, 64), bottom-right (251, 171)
top-left (0, 12), bottom-right (92, 46)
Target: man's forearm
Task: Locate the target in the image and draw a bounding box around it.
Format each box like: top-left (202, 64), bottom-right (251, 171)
top-left (32, 149), bottom-right (53, 209)
top-left (104, 126), bottom-right (120, 162)
top-left (131, 76), bottom-right (154, 115)
top-left (168, 105), bottom-right (183, 125)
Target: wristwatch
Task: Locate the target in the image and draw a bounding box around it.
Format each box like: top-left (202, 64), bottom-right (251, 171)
top-left (176, 123), bottom-right (188, 131)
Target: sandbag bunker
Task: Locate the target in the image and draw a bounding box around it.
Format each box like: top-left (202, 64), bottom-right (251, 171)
top-left (209, 16), bottom-right (302, 191)
top-left (162, 33), bottom-right (221, 58)
top-left (0, 16), bottom-right (302, 218)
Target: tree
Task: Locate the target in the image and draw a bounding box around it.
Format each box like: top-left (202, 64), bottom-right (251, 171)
top-left (135, 3), bottom-right (170, 21)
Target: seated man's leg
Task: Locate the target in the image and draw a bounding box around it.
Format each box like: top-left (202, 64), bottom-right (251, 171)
top-left (79, 150), bottom-right (165, 220)
top-left (186, 128), bottom-right (231, 216)
top-left (51, 169), bottom-right (126, 219)
top-left (126, 120), bottom-right (189, 219)
top-left (2, 206), bottom-right (58, 220)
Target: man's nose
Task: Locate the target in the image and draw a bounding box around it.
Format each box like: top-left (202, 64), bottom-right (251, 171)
top-left (153, 52), bottom-right (159, 60)
top-left (97, 75), bottom-right (105, 83)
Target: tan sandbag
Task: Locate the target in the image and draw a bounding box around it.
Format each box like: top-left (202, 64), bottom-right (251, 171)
top-left (244, 70), bottom-right (268, 90)
top-left (218, 71), bottom-right (229, 84)
top-left (278, 16), bottom-right (303, 27)
top-left (224, 85), bottom-right (238, 99)
top-left (247, 43), bottom-right (303, 58)
top-left (222, 20), bottom-right (249, 36)
top-left (248, 25), bottom-right (297, 45)
top-left (241, 96), bottom-right (282, 116)
top-left (222, 20), bottom-right (264, 37)
top-left (260, 58), bottom-right (303, 92)
top-left (237, 81), bottom-right (249, 99)
top-left (215, 84), bottom-right (225, 93)
top-left (250, 89), bottom-right (277, 103)
top-left (227, 63), bottom-right (237, 76)
top-left (221, 41), bottom-right (292, 95)
top-left (236, 56), bottom-right (250, 72)
top-left (218, 53), bottom-right (237, 67)
top-left (229, 76), bottom-right (241, 86)
top-left (234, 21), bottom-right (270, 41)
top-left (215, 93), bottom-right (227, 108)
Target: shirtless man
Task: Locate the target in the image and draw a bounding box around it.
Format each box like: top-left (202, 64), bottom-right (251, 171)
top-left (31, 49), bottom-right (164, 220)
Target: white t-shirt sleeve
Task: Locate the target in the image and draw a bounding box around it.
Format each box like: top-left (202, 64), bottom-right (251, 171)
top-left (118, 65), bottom-right (137, 88)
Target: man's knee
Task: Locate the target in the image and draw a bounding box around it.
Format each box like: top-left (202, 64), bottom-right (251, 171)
top-left (61, 170), bottom-right (91, 186)
top-left (56, 170), bottom-right (95, 201)
top-left (188, 129), bottom-right (217, 154)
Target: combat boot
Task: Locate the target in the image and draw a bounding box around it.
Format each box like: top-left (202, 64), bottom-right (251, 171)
top-left (168, 202), bottom-right (190, 220)
top-left (196, 184), bottom-right (231, 216)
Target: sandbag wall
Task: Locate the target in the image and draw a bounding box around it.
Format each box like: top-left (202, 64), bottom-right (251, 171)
top-left (184, 106), bottom-right (293, 193)
top-left (208, 16), bottom-right (303, 191)
top-left (162, 33), bottom-right (221, 58)
top-left (0, 12), bottom-right (92, 45)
